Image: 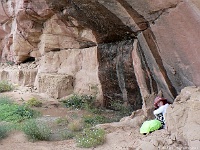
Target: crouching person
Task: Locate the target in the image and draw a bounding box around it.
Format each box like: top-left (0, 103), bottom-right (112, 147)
top-left (153, 97), bottom-right (170, 129)
top-left (140, 96), bottom-right (170, 134)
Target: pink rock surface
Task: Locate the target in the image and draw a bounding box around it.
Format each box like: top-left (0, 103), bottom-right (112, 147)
top-left (0, 0), bottom-right (200, 108)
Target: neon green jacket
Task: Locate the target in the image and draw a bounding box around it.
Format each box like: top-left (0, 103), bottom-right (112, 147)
top-left (140, 119), bottom-right (162, 134)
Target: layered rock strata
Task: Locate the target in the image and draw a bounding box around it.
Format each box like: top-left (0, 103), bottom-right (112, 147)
top-left (0, 0), bottom-right (200, 109)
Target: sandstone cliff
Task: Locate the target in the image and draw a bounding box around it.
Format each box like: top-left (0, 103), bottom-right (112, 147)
top-left (0, 0), bottom-right (200, 110)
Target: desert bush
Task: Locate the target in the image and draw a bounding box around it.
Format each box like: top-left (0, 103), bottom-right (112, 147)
top-left (22, 119), bottom-right (51, 141)
top-left (0, 97), bottom-right (39, 123)
top-left (75, 128), bottom-right (106, 148)
top-left (62, 94), bottom-right (95, 110)
top-left (0, 124), bottom-right (9, 140)
top-left (14, 105), bottom-right (36, 119)
top-left (55, 117), bottom-right (68, 126)
top-left (63, 94), bottom-right (83, 109)
top-left (26, 97), bottom-right (42, 107)
top-left (60, 129), bottom-right (75, 140)
top-left (0, 81), bottom-right (13, 92)
top-left (68, 120), bottom-right (84, 132)
top-left (81, 95), bottom-right (96, 109)
top-left (0, 96), bottom-right (13, 105)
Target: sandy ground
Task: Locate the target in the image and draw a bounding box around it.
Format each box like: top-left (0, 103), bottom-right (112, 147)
top-left (0, 87), bottom-right (143, 150)
top-left (0, 128), bottom-right (142, 150)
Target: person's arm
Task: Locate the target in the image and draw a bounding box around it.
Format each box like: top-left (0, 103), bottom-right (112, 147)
top-left (153, 105), bottom-right (165, 115)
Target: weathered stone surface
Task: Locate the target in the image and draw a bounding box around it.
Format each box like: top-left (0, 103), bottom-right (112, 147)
top-left (38, 47), bottom-right (103, 100)
top-left (0, 69), bottom-right (37, 87)
top-left (151, 1), bottom-right (200, 93)
top-left (166, 86), bottom-right (200, 147)
top-left (98, 40), bottom-right (142, 108)
top-left (37, 73), bottom-right (74, 99)
top-left (39, 14), bottom-right (96, 54)
top-left (0, 1), bottom-right (199, 149)
top-left (0, 0), bottom-right (200, 109)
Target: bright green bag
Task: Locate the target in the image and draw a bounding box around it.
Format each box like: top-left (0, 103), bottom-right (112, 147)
top-left (140, 119), bottom-right (161, 134)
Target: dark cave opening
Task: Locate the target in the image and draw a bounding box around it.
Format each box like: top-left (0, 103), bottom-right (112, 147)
top-left (22, 57), bottom-right (35, 63)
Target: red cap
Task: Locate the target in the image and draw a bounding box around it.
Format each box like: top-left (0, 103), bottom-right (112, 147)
top-left (154, 96), bottom-right (167, 108)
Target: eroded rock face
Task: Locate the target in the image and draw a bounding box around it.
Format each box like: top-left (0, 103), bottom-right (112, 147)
top-left (41, 0), bottom-right (200, 105)
top-left (0, 0), bottom-right (200, 109)
top-left (166, 86), bottom-right (200, 148)
top-left (36, 46), bottom-right (103, 100)
top-left (0, 68), bottom-right (37, 87)
top-left (98, 40), bottom-right (142, 109)
top-left (37, 73), bottom-right (74, 99)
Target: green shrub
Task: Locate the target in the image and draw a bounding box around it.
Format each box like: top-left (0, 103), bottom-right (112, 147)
top-left (60, 129), bottom-right (74, 140)
top-left (0, 81), bottom-right (13, 92)
top-left (63, 94), bottom-right (83, 109)
top-left (62, 94), bottom-right (95, 110)
top-left (26, 98), bottom-right (42, 107)
top-left (0, 97), bottom-right (39, 123)
top-left (81, 95), bottom-right (96, 109)
top-left (0, 96), bottom-right (13, 105)
top-left (22, 119), bottom-right (51, 141)
top-left (14, 105), bottom-right (36, 119)
top-left (68, 120), bottom-right (84, 132)
top-left (55, 117), bottom-right (68, 126)
top-left (0, 124), bottom-right (9, 140)
top-left (76, 128), bottom-right (106, 148)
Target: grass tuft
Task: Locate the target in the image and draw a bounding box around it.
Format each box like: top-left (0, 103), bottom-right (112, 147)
top-left (0, 81), bottom-right (13, 92)
top-left (26, 97), bottom-right (42, 107)
top-left (0, 124), bottom-right (9, 140)
top-left (68, 120), bottom-right (84, 132)
top-left (60, 129), bottom-right (75, 140)
top-left (75, 128), bottom-right (106, 148)
top-left (22, 119), bottom-right (51, 141)
top-left (62, 94), bottom-right (95, 110)
top-left (0, 97), bottom-right (39, 123)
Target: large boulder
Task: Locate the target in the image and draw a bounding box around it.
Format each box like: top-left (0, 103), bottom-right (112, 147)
top-left (166, 86), bottom-right (200, 148)
top-left (37, 73), bottom-right (74, 99)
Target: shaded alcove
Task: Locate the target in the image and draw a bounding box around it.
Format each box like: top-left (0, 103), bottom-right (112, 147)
top-left (98, 39), bottom-right (142, 110)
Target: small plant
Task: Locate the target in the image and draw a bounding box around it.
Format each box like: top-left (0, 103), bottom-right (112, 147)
top-left (60, 129), bottom-right (74, 140)
top-left (55, 117), bottom-right (68, 126)
top-left (14, 105), bottom-right (36, 119)
top-left (68, 120), bottom-right (84, 132)
top-left (81, 95), bottom-right (96, 109)
top-left (0, 124), bottom-right (9, 140)
top-left (62, 94), bottom-right (96, 110)
top-left (63, 94), bottom-right (83, 109)
top-left (22, 119), bottom-right (51, 141)
top-left (0, 96), bottom-right (13, 105)
top-left (0, 81), bottom-right (13, 92)
top-left (0, 97), bottom-right (39, 123)
top-left (75, 128), bottom-right (106, 148)
top-left (26, 97), bottom-right (42, 107)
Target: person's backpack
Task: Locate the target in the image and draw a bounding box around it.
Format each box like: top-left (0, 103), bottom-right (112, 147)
top-left (140, 119), bottom-right (162, 134)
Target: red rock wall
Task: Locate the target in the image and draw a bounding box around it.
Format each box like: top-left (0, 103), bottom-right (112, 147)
top-left (0, 0), bottom-right (200, 108)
